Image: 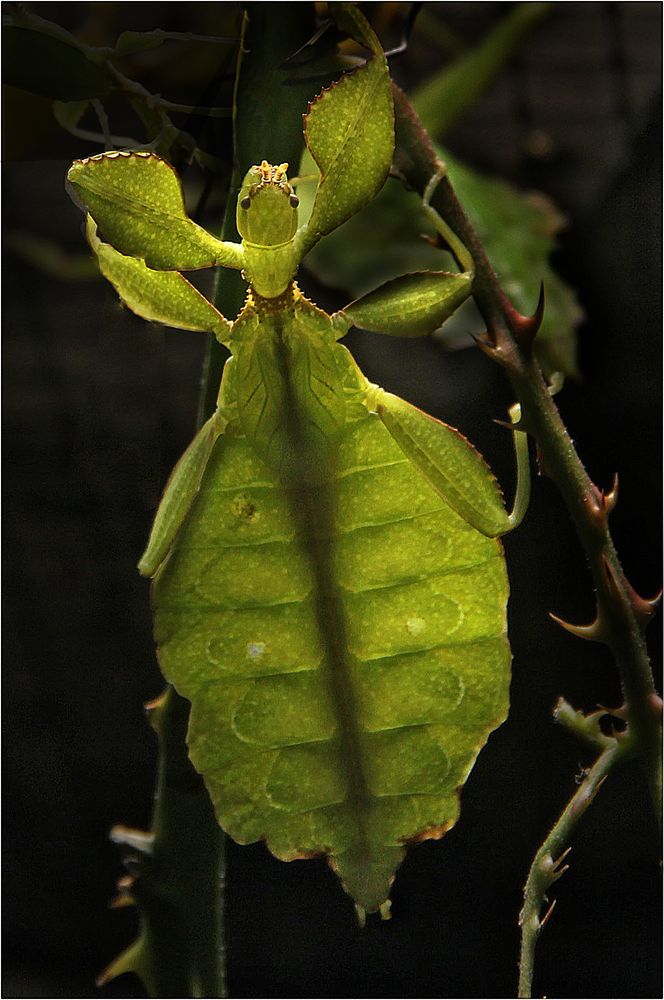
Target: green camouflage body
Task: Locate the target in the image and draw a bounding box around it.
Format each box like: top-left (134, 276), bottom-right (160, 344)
top-left (153, 287), bottom-right (509, 910)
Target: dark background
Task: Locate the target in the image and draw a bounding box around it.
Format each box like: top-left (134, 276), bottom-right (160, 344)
top-left (3, 3), bottom-right (662, 998)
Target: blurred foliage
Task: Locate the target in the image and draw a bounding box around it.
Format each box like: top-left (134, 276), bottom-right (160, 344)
top-left (409, 2), bottom-right (553, 138)
top-left (3, 2), bottom-right (240, 167)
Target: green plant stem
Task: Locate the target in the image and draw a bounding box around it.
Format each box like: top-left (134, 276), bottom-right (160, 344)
top-left (517, 737), bottom-right (630, 998)
top-left (392, 81), bottom-right (661, 991)
top-left (146, 688), bottom-right (227, 998)
top-left (101, 686), bottom-right (226, 997)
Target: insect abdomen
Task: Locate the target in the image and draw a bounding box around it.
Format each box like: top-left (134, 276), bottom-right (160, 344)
top-left (153, 409), bottom-right (510, 910)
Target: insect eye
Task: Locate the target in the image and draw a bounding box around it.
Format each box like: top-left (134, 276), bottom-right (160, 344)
top-left (289, 194), bottom-right (299, 208)
top-left (240, 196), bottom-right (251, 210)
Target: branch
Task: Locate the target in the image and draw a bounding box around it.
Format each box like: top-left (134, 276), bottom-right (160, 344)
top-left (517, 735), bottom-right (631, 997)
top-left (100, 689), bottom-right (226, 997)
top-left (391, 82), bottom-right (662, 995)
top-left (392, 81), bottom-right (661, 810)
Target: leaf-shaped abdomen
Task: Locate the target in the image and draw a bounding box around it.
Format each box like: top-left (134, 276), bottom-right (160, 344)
top-left (152, 410), bottom-right (510, 911)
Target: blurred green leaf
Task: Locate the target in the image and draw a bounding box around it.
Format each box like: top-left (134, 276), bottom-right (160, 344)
top-left (114, 29), bottom-right (236, 56)
top-left (52, 99), bottom-right (89, 131)
top-left (446, 150), bottom-right (582, 377)
top-left (411, 3), bottom-right (553, 140)
top-left (7, 231), bottom-right (99, 281)
top-left (2, 8), bottom-right (113, 100)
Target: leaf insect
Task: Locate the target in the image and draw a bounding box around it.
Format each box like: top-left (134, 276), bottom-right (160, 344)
top-left (67, 4), bottom-right (530, 918)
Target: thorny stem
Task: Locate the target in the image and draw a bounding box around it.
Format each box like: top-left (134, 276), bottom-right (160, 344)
top-left (392, 82), bottom-right (661, 991)
top-left (101, 687), bottom-right (225, 998)
top-left (517, 737), bottom-right (631, 998)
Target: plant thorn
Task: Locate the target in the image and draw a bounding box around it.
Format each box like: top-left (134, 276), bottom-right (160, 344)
top-left (553, 846), bottom-right (572, 869)
top-left (110, 891), bottom-right (136, 909)
top-left (110, 825), bottom-right (155, 854)
top-left (144, 689), bottom-right (169, 732)
top-left (588, 472), bottom-right (619, 527)
top-left (109, 871), bottom-right (136, 909)
top-left (593, 775), bottom-right (609, 799)
top-left (603, 550), bottom-right (663, 628)
top-left (552, 864), bottom-right (570, 882)
top-left (500, 281), bottom-right (545, 354)
top-left (493, 416), bottom-right (529, 433)
top-left (626, 581), bottom-right (663, 630)
top-left (471, 332), bottom-right (500, 357)
top-left (573, 774), bottom-right (609, 814)
top-left (549, 610), bottom-right (607, 644)
top-left (602, 472), bottom-right (619, 514)
top-left (96, 939), bottom-right (144, 987)
top-left (145, 690), bottom-right (168, 715)
top-left (540, 897), bottom-right (557, 930)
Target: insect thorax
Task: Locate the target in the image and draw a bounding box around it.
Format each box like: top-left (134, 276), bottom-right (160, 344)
top-left (242, 240), bottom-right (299, 298)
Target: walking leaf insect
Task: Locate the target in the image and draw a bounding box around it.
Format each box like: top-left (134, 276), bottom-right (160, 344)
top-left (67, 5), bottom-right (529, 916)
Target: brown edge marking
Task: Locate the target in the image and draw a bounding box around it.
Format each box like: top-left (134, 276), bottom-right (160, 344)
top-left (281, 847), bottom-right (327, 862)
top-left (405, 818), bottom-right (455, 845)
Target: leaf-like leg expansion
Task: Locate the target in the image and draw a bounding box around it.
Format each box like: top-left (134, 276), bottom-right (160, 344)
top-left (139, 411), bottom-right (225, 577)
top-left (295, 6), bottom-right (393, 256)
top-left (86, 217), bottom-right (232, 343)
top-left (369, 386), bottom-right (512, 537)
top-left (67, 152), bottom-right (244, 271)
top-left (338, 166), bottom-right (475, 339)
top-left (341, 269), bottom-right (472, 338)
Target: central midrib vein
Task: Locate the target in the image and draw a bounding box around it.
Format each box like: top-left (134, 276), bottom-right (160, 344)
top-left (272, 307), bottom-right (372, 844)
